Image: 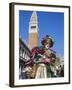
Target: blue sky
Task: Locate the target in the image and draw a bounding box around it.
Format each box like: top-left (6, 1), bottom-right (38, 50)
top-left (19, 10), bottom-right (64, 56)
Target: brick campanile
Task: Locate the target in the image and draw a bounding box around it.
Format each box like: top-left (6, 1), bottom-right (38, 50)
top-left (28, 11), bottom-right (39, 49)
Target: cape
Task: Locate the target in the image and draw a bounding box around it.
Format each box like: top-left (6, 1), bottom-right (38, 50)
top-left (25, 46), bottom-right (56, 67)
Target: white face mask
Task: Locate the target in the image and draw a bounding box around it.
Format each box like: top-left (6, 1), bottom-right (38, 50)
top-left (45, 44), bottom-right (50, 49)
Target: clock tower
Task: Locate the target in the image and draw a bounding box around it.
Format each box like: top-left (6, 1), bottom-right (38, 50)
top-left (28, 11), bottom-right (39, 49)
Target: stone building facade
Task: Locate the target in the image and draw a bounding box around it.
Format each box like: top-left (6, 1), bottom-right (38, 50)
top-left (19, 37), bottom-right (32, 79)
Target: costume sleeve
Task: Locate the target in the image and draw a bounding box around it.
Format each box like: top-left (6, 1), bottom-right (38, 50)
top-left (31, 47), bottom-right (38, 56)
top-left (25, 47), bottom-right (40, 66)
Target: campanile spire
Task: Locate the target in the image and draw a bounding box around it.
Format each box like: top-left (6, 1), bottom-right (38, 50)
top-left (28, 11), bottom-right (39, 49)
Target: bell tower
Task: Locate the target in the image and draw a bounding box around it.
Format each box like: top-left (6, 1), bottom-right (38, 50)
top-left (28, 11), bottom-right (38, 49)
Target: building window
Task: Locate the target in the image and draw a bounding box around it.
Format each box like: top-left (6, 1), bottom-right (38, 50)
top-left (24, 52), bottom-right (27, 60)
top-left (23, 51), bottom-right (25, 58)
top-left (26, 55), bottom-right (30, 61)
top-left (31, 26), bottom-right (36, 29)
top-left (20, 48), bottom-right (22, 57)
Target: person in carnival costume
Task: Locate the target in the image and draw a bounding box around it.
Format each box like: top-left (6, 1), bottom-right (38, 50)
top-left (25, 35), bottom-right (56, 79)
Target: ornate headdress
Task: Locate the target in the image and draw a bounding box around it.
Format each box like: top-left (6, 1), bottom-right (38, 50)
top-left (41, 35), bottom-right (54, 47)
